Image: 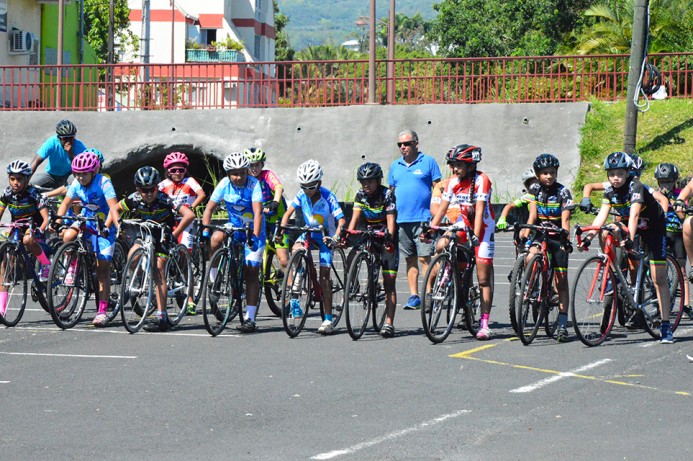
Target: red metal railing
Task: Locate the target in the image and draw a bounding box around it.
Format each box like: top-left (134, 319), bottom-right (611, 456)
top-left (1, 53), bottom-right (690, 111)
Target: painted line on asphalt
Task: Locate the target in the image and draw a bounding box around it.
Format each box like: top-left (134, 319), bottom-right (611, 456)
top-left (13, 326), bottom-right (241, 337)
top-left (310, 409), bottom-right (470, 460)
top-left (509, 359), bottom-right (612, 393)
top-left (1, 380), bottom-right (9, 384)
top-left (0, 351), bottom-right (137, 359)
top-left (639, 327), bottom-right (693, 348)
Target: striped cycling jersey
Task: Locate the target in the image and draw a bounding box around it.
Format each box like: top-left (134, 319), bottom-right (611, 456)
top-left (353, 185), bottom-right (396, 229)
top-left (528, 182), bottom-right (573, 224)
top-left (119, 192), bottom-right (181, 228)
top-left (0, 185), bottom-right (46, 225)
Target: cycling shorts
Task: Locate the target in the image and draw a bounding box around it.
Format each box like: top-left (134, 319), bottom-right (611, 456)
top-left (296, 233), bottom-right (332, 268)
top-left (667, 232), bottom-right (685, 261)
top-left (530, 234), bottom-right (569, 272)
top-left (455, 228), bottom-right (494, 264)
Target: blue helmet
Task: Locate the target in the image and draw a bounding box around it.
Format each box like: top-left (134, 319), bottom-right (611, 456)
top-left (603, 152), bottom-right (632, 171)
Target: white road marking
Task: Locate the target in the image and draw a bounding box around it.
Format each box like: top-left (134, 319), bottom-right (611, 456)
top-left (640, 327), bottom-right (693, 348)
top-left (0, 351), bottom-right (137, 359)
top-left (509, 359), bottom-right (612, 393)
top-left (13, 326), bottom-right (241, 337)
top-left (0, 381), bottom-right (9, 384)
top-left (310, 409), bottom-right (470, 460)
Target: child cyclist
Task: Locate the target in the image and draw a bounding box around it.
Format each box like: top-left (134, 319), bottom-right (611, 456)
top-left (112, 166), bottom-right (195, 332)
top-left (245, 147), bottom-right (289, 248)
top-left (675, 176), bottom-right (693, 287)
top-left (54, 152), bottom-right (119, 327)
top-left (583, 152), bottom-right (674, 343)
top-left (201, 152), bottom-right (265, 334)
top-left (428, 145), bottom-right (495, 340)
top-left (0, 161), bottom-right (51, 318)
top-left (346, 162), bottom-right (398, 338)
top-left (277, 159), bottom-right (345, 335)
top-left (158, 151), bottom-right (206, 315)
top-left (520, 154), bottom-right (575, 342)
top-left (496, 168), bottom-right (539, 230)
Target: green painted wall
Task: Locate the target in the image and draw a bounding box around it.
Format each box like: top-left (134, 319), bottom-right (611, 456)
top-left (40, 2), bottom-right (97, 65)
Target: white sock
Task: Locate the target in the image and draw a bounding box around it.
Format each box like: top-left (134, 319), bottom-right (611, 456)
top-left (246, 305), bottom-right (257, 321)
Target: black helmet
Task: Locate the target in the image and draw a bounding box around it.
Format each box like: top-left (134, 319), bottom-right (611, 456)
top-left (356, 162), bottom-right (383, 181)
top-left (445, 144), bottom-right (482, 164)
top-left (642, 62), bottom-right (662, 96)
top-left (604, 152), bottom-right (632, 170)
top-left (532, 153), bottom-right (560, 174)
top-left (56, 119), bottom-right (77, 138)
top-left (134, 166), bottom-right (161, 188)
top-left (654, 163), bottom-right (679, 181)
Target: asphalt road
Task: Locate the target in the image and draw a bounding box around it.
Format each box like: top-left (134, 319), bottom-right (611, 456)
top-left (2, 232), bottom-right (692, 461)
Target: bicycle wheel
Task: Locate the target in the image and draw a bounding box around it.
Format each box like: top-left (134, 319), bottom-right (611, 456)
top-left (280, 250), bottom-right (312, 338)
top-left (166, 244), bottom-right (193, 327)
top-left (120, 247), bottom-right (154, 333)
top-left (371, 265), bottom-right (386, 332)
top-left (329, 247), bottom-right (347, 327)
top-left (570, 255), bottom-right (616, 346)
top-left (344, 252), bottom-right (372, 340)
top-left (202, 248), bottom-right (235, 336)
top-left (0, 243), bottom-right (28, 327)
top-left (463, 263), bottom-right (481, 336)
top-left (641, 254), bottom-right (685, 339)
top-left (507, 256), bottom-right (525, 334)
top-left (47, 242), bottom-right (89, 329)
top-left (106, 238), bottom-right (127, 322)
top-left (516, 255), bottom-right (544, 345)
top-left (190, 241), bottom-right (207, 307)
top-left (263, 248), bottom-right (284, 317)
top-left (421, 253), bottom-right (457, 344)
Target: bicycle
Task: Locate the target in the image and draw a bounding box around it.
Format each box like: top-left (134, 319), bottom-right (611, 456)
top-left (189, 218), bottom-right (208, 308)
top-left (497, 225), bottom-right (528, 334)
top-left (278, 224), bottom-right (346, 338)
top-left (571, 224), bottom-right (685, 346)
top-left (420, 222), bottom-right (481, 344)
top-left (0, 219), bottom-right (51, 326)
top-left (119, 219), bottom-right (192, 333)
top-left (342, 227), bottom-right (390, 340)
top-left (46, 212), bottom-right (127, 329)
top-left (200, 223), bottom-right (255, 336)
top-left (514, 223), bottom-right (569, 345)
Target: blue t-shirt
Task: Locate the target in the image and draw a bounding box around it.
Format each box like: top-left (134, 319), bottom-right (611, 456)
top-left (210, 176), bottom-right (265, 236)
top-left (66, 174), bottom-right (117, 229)
top-left (291, 187), bottom-right (344, 237)
top-left (37, 136), bottom-right (87, 176)
top-left (387, 152), bottom-right (441, 223)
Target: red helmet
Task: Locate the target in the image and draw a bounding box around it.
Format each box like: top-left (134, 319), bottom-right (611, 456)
top-left (72, 152), bottom-right (100, 173)
top-left (163, 152), bottom-right (189, 169)
top-left (445, 144), bottom-right (482, 164)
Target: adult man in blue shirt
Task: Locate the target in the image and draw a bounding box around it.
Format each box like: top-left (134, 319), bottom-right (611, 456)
top-left (30, 119), bottom-right (87, 189)
top-left (388, 130), bottom-right (441, 309)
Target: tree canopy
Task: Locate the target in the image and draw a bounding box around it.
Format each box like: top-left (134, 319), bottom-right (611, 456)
top-left (84, 0), bottom-right (137, 64)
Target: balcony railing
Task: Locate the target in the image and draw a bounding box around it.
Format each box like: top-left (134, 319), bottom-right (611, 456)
top-left (0, 53), bottom-right (690, 111)
top-left (185, 49), bottom-right (245, 63)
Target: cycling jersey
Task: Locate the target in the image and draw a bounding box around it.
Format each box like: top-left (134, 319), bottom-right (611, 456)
top-left (602, 179), bottom-right (662, 231)
top-left (37, 136), bottom-right (87, 176)
top-left (291, 187), bottom-right (344, 267)
top-left (431, 177), bottom-right (461, 223)
top-left (528, 182), bottom-right (574, 224)
top-left (158, 177), bottom-right (202, 209)
top-left (0, 185), bottom-right (46, 225)
top-left (119, 192), bottom-right (181, 229)
top-left (256, 169), bottom-right (287, 224)
top-left (353, 185), bottom-right (396, 229)
top-left (210, 176), bottom-right (264, 234)
top-left (659, 188), bottom-right (683, 233)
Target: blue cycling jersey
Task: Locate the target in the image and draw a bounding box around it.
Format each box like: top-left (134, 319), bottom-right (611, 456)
top-left (210, 176), bottom-right (265, 238)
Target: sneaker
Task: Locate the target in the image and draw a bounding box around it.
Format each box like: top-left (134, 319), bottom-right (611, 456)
top-left (236, 320), bottom-right (257, 333)
top-left (39, 264), bottom-right (51, 282)
top-left (92, 313), bottom-right (109, 328)
top-left (556, 325), bottom-right (569, 343)
top-left (290, 298), bottom-right (303, 319)
top-left (683, 305), bottom-right (693, 321)
top-left (476, 326), bottom-right (491, 340)
top-left (660, 323), bottom-right (674, 344)
top-left (380, 323), bottom-right (395, 338)
top-left (688, 268), bottom-right (693, 284)
top-left (143, 315), bottom-right (170, 332)
top-left (317, 320), bottom-right (334, 335)
top-left (185, 302), bottom-right (197, 316)
top-left (404, 294), bottom-right (421, 310)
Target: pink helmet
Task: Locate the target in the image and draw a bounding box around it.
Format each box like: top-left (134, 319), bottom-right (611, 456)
top-left (72, 151), bottom-right (100, 173)
top-left (163, 152), bottom-right (189, 169)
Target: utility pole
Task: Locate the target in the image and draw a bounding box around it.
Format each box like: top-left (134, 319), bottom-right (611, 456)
top-left (367, 0), bottom-right (376, 104)
top-left (624, 0), bottom-right (650, 154)
top-left (386, 0), bottom-right (395, 104)
top-left (57, 0), bottom-right (64, 109)
top-left (107, 0), bottom-right (115, 110)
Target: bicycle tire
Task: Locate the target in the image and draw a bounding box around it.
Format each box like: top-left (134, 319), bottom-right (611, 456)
top-left (507, 256), bottom-right (524, 334)
top-left (47, 242), bottom-right (89, 329)
top-left (570, 255), bottom-right (616, 347)
top-left (280, 250), bottom-right (311, 338)
top-left (544, 278), bottom-right (560, 338)
top-left (371, 264), bottom-right (386, 332)
top-left (202, 248), bottom-right (235, 336)
top-left (517, 254), bottom-right (544, 345)
top-left (463, 263), bottom-right (481, 336)
top-left (344, 251), bottom-right (372, 340)
top-left (421, 252), bottom-right (457, 344)
top-left (190, 241), bottom-right (207, 307)
top-left (106, 238), bottom-right (127, 322)
top-left (0, 243), bottom-right (28, 327)
top-left (263, 248), bottom-right (284, 317)
top-left (329, 246), bottom-right (347, 327)
top-left (166, 244), bottom-right (193, 327)
top-left (120, 247), bottom-right (154, 333)
top-left (641, 254), bottom-right (685, 339)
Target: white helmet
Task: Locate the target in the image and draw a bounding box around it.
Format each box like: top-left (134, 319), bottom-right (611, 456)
top-left (296, 159), bottom-right (323, 185)
top-left (223, 152), bottom-right (249, 171)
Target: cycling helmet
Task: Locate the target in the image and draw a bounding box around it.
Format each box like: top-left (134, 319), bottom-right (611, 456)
top-left (533, 153), bottom-right (560, 174)
top-left (445, 144), bottom-right (482, 164)
top-left (603, 151), bottom-right (633, 170)
top-left (71, 151), bottom-right (100, 173)
top-left (521, 168), bottom-right (537, 190)
top-left (6, 160), bottom-right (32, 176)
top-left (223, 152), bottom-right (250, 171)
top-left (356, 162), bottom-right (383, 181)
top-left (56, 119), bottom-right (77, 138)
top-left (629, 154), bottom-right (644, 174)
top-left (163, 152), bottom-right (189, 169)
top-left (244, 147), bottom-right (266, 164)
top-left (654, 163), bottom-right (679, 181)
top-left (134, 166), bottom-right (161, 187)
top-left (296, 159), bottom-right (323, 185)
top-left (642, 61), bottom-right (662, 96)
top-left (81, 148), bottom-right (105, 165)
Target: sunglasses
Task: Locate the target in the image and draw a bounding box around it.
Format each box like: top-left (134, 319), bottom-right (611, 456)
top-left (59, 136), bottom-right (75, 142)
top-left (397, 141), bottom-right (415, 147)
top-left (168, 168), bottom-right (186, 174)
top-left (301, 182), bottom-right (320, 191)
top-left (138, 187), bottom-right (157, 194)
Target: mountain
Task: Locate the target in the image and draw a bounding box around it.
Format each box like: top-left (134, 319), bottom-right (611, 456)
top-left (276, 0), bottom-right (438, 51)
